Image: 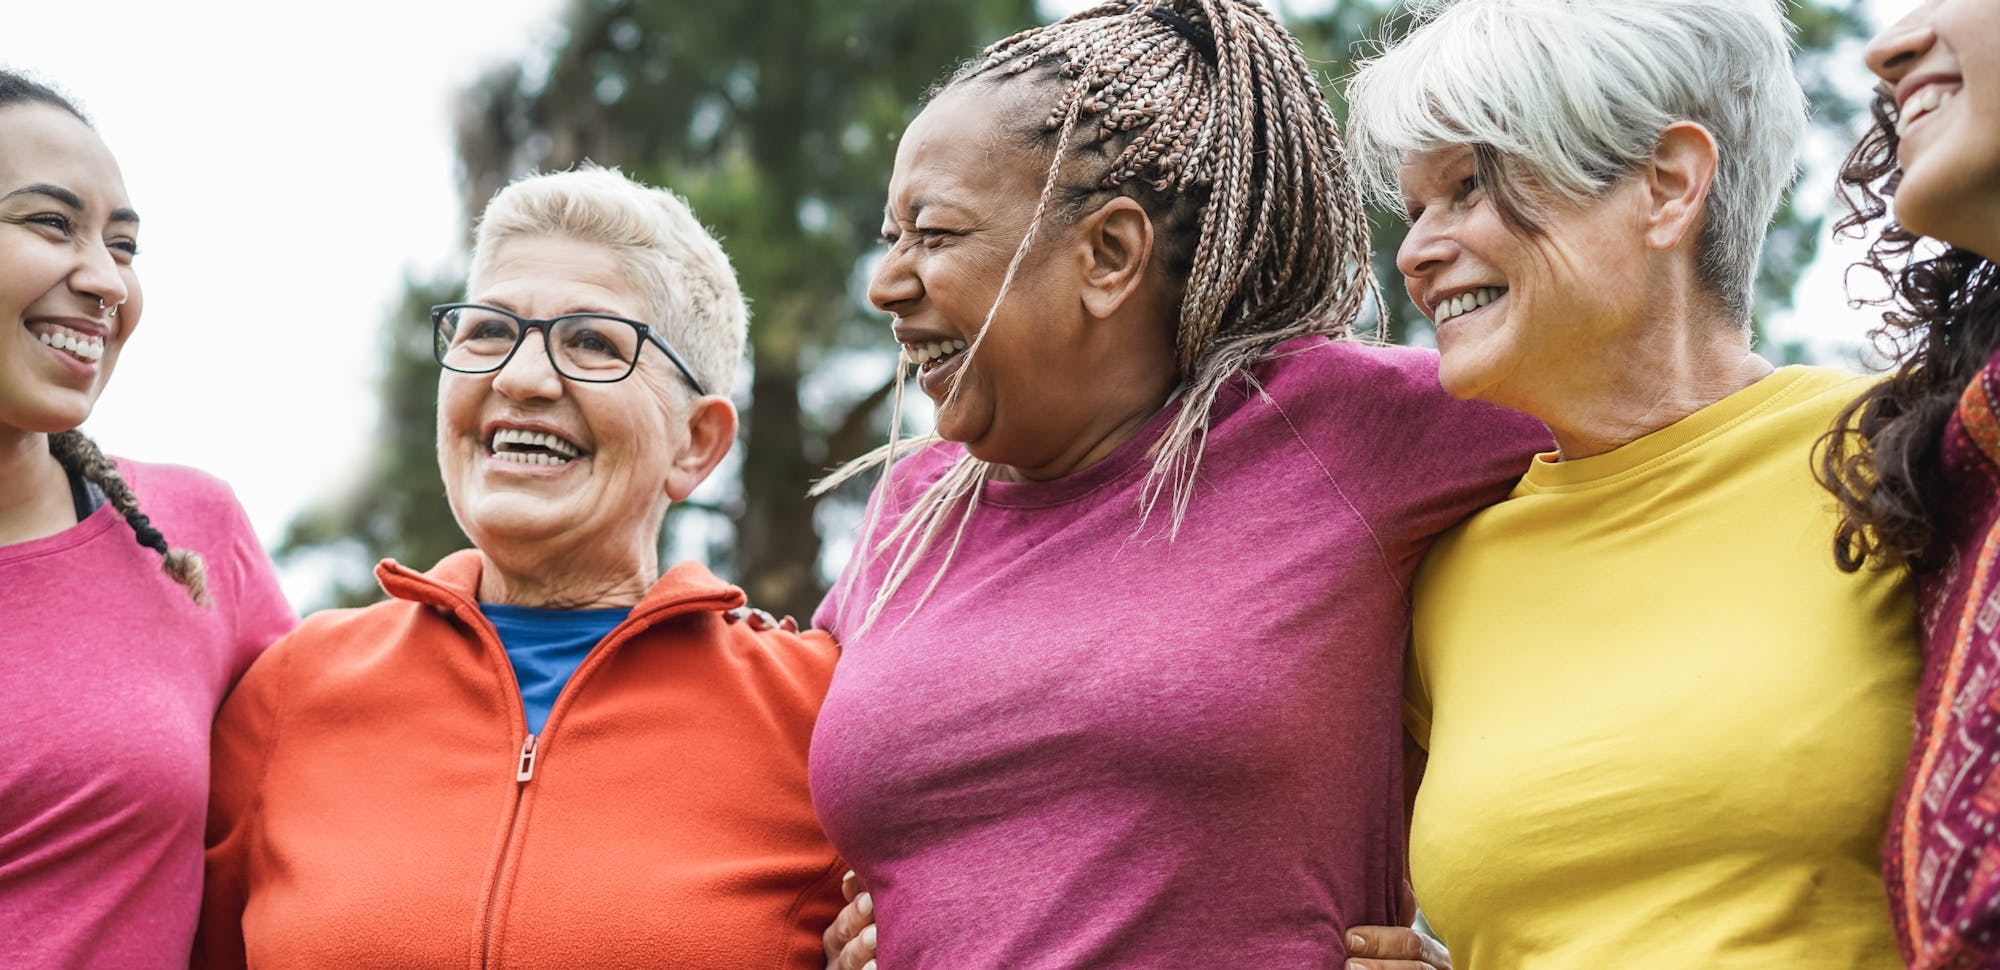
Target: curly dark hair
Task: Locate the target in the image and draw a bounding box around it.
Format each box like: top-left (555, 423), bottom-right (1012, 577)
top-left (1818, 90), bottom-right (2000, 574)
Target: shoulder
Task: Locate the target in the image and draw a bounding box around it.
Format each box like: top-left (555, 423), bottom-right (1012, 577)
top-left (1246, 336), bottom-right (1546, 450)
top-left (1249, 335), bottom-right (1445, 397)
top-left (258, 599), bottom-right (425, 672)
top-left (872, 438), bottom-right (965, 516)
top-left (112, 459), bottom-right (246, 519)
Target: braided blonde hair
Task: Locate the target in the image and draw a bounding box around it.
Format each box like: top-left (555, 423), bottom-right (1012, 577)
top-left (49, 431), bottom-right (209, 605)
top-left (820, 0), bottom-right (1375, 631)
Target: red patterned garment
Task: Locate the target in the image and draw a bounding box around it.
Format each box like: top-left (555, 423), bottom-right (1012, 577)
top-left (1889, 349), bottom-right (2000, 970)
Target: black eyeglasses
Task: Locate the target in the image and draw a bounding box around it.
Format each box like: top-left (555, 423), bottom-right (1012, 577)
top-left (430, 303), bottom-right (708, 394)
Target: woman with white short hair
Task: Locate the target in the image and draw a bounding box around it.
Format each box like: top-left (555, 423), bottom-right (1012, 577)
top-left (1347, 0), bottom-right (1918, 965)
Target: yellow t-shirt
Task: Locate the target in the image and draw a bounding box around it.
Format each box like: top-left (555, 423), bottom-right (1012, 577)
top-left (1408, 366), bottom-right (1918, 968)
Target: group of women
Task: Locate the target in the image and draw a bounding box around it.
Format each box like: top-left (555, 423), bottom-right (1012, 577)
top-left (2, 0), bottom-right (1996, 967)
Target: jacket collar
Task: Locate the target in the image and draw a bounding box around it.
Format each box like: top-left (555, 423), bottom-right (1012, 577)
top-left (374, 550), bottom-right (747, 625)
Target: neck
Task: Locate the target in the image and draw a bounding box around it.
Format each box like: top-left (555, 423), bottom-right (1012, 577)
top-left (989, 380), bottom-right (1177, 483)
top-left (0, 427), bottom-right (78, 546)
top-left (474, 528), bottom-right (662, 610)
top-left (1534, 310), bottom-right (1773, 460)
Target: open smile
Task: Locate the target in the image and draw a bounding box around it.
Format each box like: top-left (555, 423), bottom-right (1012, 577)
top-left (1432, 286), bottom-right (1506, 327)
top-left (901, 336), bottom-right (969, 372)
top-left (28, 321), bottom-right (106, 365)
top-left (486, 426), bottom-right (588, 468)
top-left (1897, 82), bottom-right (1961, 138)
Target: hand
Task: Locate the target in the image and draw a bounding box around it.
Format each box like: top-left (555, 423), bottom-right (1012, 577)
top-left (822, 869), bottom-right (877, 970)
top-left (723, 606), bottom-right (799, 632)
top-left (1346, 924), bottom-right (1451, 970)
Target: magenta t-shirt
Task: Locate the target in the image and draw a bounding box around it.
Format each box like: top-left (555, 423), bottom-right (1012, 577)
top-left (811, 338), bottom-right (1550, 967)
top-left (0, 460), bottom-right (294, 968)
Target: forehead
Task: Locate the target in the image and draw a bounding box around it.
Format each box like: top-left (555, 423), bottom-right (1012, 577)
top-left (471, 235), bottom-right (645, 316)
top-left (1397, 145), bottom-right (1477, 193)
top-left (0, 104), bottom-right (130, 213)
top-left (886, 84), bottom-right (1048, 218)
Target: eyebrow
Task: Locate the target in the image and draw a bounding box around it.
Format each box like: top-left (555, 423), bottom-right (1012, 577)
top-left (1, 183), bottom-right (141, 224)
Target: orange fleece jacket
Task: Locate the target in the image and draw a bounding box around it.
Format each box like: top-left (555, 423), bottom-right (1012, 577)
top-left (195, 552), bottom-right (843, 969)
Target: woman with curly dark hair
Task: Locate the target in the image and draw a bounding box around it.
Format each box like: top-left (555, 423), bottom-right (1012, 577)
top-left (1823, 3), bottom-right (2000, 966)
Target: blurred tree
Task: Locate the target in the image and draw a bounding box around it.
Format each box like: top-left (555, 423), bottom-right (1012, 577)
top-left (280, 0), bottom-right (1871, 614)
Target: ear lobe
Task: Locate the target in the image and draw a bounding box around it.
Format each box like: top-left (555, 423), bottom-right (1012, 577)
top-left (1078, 196), bottom-right (1155, 319)
top-left (1643, 121), bottom-right (1720, 252)
top-left (665, 396), bottom-right (738, 502)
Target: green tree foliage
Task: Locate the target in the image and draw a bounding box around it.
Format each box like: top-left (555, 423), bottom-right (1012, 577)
top-left (280, 0), bottom-right (1871, 614)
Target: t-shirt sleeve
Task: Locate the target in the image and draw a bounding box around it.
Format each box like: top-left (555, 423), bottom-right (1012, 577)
top-left (1283, 342), bottom-right (1549, 584)
top-left (216, 496), bottom-right (297, 680)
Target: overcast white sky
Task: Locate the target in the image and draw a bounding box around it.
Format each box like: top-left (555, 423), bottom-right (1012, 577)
top-left (13, 0), bottom-right (1905, 604)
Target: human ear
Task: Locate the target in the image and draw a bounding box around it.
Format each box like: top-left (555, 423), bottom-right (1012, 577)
top-left (1077, 195), bottom-right (1155, 320)
top-left (666, 396), bottom-right (739, 501)
top-left (1642, 121), bottom-right (1720, 252)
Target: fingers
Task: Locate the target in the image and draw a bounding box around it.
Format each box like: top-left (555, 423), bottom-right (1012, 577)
top-left (826, 923), bottom-right (877, 970)
top-left (1348, 926), bottom-right (1449, 970)
top-left (821, 873), bottom-right (876, 968)
top-left (722, 607), bottom-right (796, 632)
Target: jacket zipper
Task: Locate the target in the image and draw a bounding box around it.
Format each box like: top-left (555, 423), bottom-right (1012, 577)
top-left (433, 581), bottom-right (732, 969)
top-left (480, 733), bottom-right (536, 970)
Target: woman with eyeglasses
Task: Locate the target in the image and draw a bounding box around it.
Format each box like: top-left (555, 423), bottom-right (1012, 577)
top-left (193, 166), bottom-right (845, 969)
top-left (0, 71), bottom-right (295, 968)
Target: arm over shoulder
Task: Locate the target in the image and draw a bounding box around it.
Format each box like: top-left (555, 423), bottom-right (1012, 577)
top-left (1268, 340), bottom-right (1549, 579)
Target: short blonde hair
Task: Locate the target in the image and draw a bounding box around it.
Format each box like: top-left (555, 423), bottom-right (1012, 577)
top-left (469, 165), bottom-right (747, 395)
top-left (1346, 0), bottom-right (1806, 323)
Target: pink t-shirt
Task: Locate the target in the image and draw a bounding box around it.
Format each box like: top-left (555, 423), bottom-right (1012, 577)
top-left (811, 338), bottom-right (1549, 968)
top-left (0, 459), bottom-right (293, 968)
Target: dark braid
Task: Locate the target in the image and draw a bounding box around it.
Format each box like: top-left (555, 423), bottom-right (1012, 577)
top-left (48, 431), bottom-right (209, 605)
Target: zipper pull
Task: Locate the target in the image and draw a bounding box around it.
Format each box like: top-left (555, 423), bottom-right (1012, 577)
top-left (515, 734), bottom-right (539, 782)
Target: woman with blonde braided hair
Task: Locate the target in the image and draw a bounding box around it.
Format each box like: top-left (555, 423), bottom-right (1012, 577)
top-left (808, 2), bottom-right (1546, 966)
top-left (0, 70), bottom-right (293, 967)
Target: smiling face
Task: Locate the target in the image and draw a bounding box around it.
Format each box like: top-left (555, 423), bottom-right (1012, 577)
top-left (0, 103), bottom-right (142, 437)
top-left (1396, 146), bottom-right (1661, 412)
top-left (869, 83), bottom-right (1179, 475)
top-left (1866, 0), bottom-right (2000, 257)
top-left (437, 234), bottom-right (693, 573)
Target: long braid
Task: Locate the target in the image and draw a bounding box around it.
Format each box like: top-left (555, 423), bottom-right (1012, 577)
top-left (48, 431), bottom-right (209, 605)
top-left (818, 0), bottom-right (1374, 631)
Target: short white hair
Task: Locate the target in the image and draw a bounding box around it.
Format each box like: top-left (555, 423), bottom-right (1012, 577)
top-left (469, 165), bottom-right (747, 395)
top-left (1346, 0), bottom-right (1807, 321)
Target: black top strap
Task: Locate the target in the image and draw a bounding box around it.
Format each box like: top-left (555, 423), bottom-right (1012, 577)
top-left (1146, 6), bottom-right (1218, 63)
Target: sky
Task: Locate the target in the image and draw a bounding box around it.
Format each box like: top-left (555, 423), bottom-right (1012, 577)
top-left (13, 0), bottom-right (1908, 605)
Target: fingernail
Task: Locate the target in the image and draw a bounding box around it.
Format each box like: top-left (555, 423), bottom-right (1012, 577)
top-left (863, 962), bottom-right (876, 970)
top-left (843, 869), bottom-right (857, 882)
top-left (1349, 934), bottom-right (1365, 950)
top-left (860, 925), bottom-right (877, 948)
top-left (857, 891), bottom-right (874, 917)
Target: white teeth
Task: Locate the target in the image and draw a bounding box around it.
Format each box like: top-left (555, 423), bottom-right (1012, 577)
top-left (900, 338), bottom-right (969, 366)
top-left (35, 327), bottom-right (105, 363)
top-left (1897, 86), bottom-right (1957, 137)
top-left (490, 427), bottom-right (581, 460)
top-left (1433, 286), bottom-right (1503, 324)
top-left (491, 451), bottom-right (568, 466)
